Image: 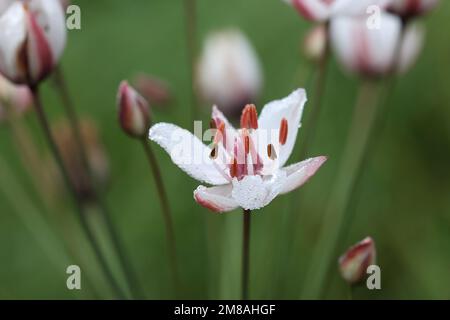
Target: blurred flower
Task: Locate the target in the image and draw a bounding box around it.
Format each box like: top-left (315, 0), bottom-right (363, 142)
top-left (133, 73), bottom-right (172, 108)
top-left (149, 89), bottom-right (327, 213)
top-left (330, 12), bottom-right (423, 77)
top-left (397, 22), bottom-right (425, 74)
top-left (388, 0), bottom-right (439, 19)
top-left (117, 81), bottom-right (152, 139)
top-left (196, 29), bottom-right (263, 119)
top-left (338, 237), bottom-right (376, 284)
top-left (0, 0), bottom-right (66, 85)
top-left (303, 24), bottom-right (328, 63)
top-left (0, 74), bottom-right (33, 120)
top-left (53, 118), bottom-right (110, 202)
top-left (284, 0), bottom-right (392, 22)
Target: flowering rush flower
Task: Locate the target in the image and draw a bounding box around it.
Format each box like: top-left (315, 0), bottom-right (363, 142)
top-left (149, 89), bottom-right (327, 213)
top-left (388, 0), bottom-right (440, 19)
top-left (338, 237), bottom-right (376, 284)
top-left (196, 29), bottom-right (263, 118)
top-left (283, 0), bottom-right (392, 22)
top-left (330, 12), bottom-right (424, 77)
top-left (0, 0), bottom-right (66, 85)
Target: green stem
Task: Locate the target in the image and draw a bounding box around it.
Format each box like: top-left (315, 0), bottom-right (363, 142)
top-left (183, 0), bottom-right (198, 123)
top-left (53, 66), bottom-right (143, 299)
top-left (242, 209), bottom-right (251, 300)
top-left (141, 139), bottom-right (179, 294)
top-left (300, 81), bottom-right (381, 299)
top-left (31, 86), bottom-right (126, 299)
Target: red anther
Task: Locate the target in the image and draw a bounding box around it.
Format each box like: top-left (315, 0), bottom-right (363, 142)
top-left (279, 118), bottom-right (288, 145)
top-left (230, 157), bottom-right (238, 178)
top-left (214, 121), bottom-right (225, 144)
top-left (267, 144), bottom-right (277, 160)
top-left (244, 133), bottom-right (250, 155)
top-left (210, 144), bottom-right (218, 159)
top-left (240, 104), bottom-right (258, 129)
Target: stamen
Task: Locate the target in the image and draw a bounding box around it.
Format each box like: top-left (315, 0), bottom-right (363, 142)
top-left (209, 144), bottom-right (218, 159)
top-left (210, 118), bottom-right (217, 129)
top-left (279, 118), bottom-right (288, 145)
top-left (230, 157), bottom-right (238, 178)
top-left (214, 122), bottom-right (225, 144)
top-left (267, 144), bottom-right (277, 160)
top-left (240, 104), bottom-right (258, 129)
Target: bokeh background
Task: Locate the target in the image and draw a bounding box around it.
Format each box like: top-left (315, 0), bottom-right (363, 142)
top-left (0, 0), bottom-right (449, 299)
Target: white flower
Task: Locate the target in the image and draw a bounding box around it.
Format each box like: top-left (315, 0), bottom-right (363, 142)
top-left (330, 12), bottom-right (424, 77)
top-left (149, 89), bottom-right (327, 213)
top-left (284, 0), bottom-right (392, 22)
top-left (196, 29), bottom-right (263, 117)
top-left (0, 0), bottom-right (66, 85)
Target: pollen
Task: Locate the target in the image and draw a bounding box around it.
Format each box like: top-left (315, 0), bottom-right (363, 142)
top-left (240, 104), bottom-right (258, 130)
top-left (279, 118), bottom-right (288, 145)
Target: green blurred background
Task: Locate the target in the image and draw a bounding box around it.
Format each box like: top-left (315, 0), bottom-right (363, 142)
top-left (0, 0), bottom-right (449, 299)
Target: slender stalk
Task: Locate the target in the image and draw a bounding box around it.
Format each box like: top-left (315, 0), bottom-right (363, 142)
top-left (141, 139), bottom-right (179, 292)
top-left (183, 0), bottom-right (198, 123)
top-left (31, 86), bottom-right (126, 299)
top-left (53, 67), bottom-right (143, 299)
top-left (297, 22), bottom-right (330, 160)
top-left (242, 209), bottom-right (251, 300)
top-left (347, 285), bottom-right (354, 300)
top-left (301, 81), bottom-right (381, 299)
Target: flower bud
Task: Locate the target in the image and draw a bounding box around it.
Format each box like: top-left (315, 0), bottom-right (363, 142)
top-left (133, 73), bottom-right (172, 108)
top-left (53, 118), bottom-right (110, 202)
top-left (117, 81), bottom-right (151, 138)
top-left (389, 0), bottom-right (440, 19)
top-left (0, 74), bottom-right (33, 118)
top-left (303, 24), bottom-right (328, 63)
top-left (0, 0), bottom-right (67, 85)
top-left (397, 22), bottom-right (424, 74)
top-left (338, 237), bottom-right (376, 284)
top-left (196, 29), bottom-right (263, 118)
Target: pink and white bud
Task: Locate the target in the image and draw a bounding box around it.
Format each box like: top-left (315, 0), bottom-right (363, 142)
top-left (284, 0), bottom-right (393, 22)
top-left (0, 0), bottom-right (67, 85)
top-left (338, 237), bottom-right (376, 284)
top-left (0, 74), bottom-right (33, 113)
top-left (117, 81), bottom-right (151, 139)
top-left (389, 0), bottom-right (439, 19)
top-left (330, 12), bottom-right (402, 77)
top-left (133, 73), bottom-right (172, 107)
top-left (196, 29), bottom-right (263, 118)
top-left (397, 22), bottom-right (424, 74)
top-left (303, 24), bottom-right (328, 63)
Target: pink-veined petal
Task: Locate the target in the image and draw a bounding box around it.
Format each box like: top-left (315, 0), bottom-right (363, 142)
top-left (257, 89), bottom-right (307, 169)
top-left (149, 122), bottom-right (230, 185)
top-left (194, 184), bottom-right (238, 213)
top-left (279, 156), bottom-right (327, 194)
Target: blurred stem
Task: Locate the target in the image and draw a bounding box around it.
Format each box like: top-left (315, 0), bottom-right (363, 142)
top-left (141, 139), bottom-right (179, 294)
top-left (183, 0), bottom-right (199, 123)
top-left (347, 285), bottom-right (354, 300)
top-left (30, 85), bottom-right (126, 299)
top-left (242, 209), bottom-right (251, 300)
top-left (297, 22), bottom-right (330, 160)
top-left (53, 66), bottom-right (143, 299)
top-left (300, 80), bottom-right (381, 299)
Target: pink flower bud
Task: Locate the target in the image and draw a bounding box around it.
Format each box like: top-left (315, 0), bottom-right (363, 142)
top-left (0, 0), bottom-right (67, 85)
top-left (196, 29), bottom-right (263, 118)
top-left (338, 237), bottom-right (376, 284)
top-left (133, 73), bottom-right (172, 108)
top-left (117, 81), bottom-right (151, 138)
top-left (389, 0), bottom-right (440, 19)
top-left (303, 24), bottom-right (328, 63)
top-left (0, 73), bottom-right (33, 118)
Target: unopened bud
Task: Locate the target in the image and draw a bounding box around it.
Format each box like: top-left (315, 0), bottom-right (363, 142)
top-left (117, 81), bottom-right (151, 138)
top-left (338, 237), bottom-right (376, 284)
top-left (303, 24), bottom-right (328, 63)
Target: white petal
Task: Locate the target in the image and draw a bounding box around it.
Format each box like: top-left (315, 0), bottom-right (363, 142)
top-left (0, 3), bottom-right (27, 82)
top-left (330, 13), bottom-right (401, 76)
top-left (280, 156), bottom-right (327, 194)
top-left (332, 0), bottom-right (392, 16)
top-left (230, 173), bottom-right (286, 210)
top-left (30, 0), bottom-right (67, 63)
top-left (194, 184), bottom-right (238, 213)
top-left (397, 22), bottom-right (424, 74)
top-left (257, 89), bottom-right (307, 169)
top-left (149, 122), bottom-right (230, 185)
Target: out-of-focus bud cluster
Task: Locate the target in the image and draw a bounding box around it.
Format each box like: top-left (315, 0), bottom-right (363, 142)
top-left (0, 0), bottom-right (67, 86)
top-left (132, 73), bottom-right (172, 108)
top-left (53, 118), bottom-right (110, 202)
top-left (388, 0), bottom-right (440, 20)
top-left (338, 237), bottom-right (376, 285)
top-left (117, 81), bottom-right (152, 139)
top-left (303, 24), bottom-right (328, 63)
top-left (196, 29), bottom-right (263, 119)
